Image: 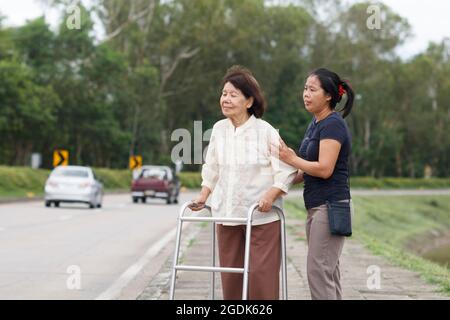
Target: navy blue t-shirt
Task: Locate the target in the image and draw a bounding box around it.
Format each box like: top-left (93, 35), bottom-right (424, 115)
top-left (298, 112), bottom-right (352, 209)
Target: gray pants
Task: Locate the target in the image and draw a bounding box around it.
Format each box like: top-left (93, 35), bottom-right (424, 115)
top-left (306, 203), bottom-right (345, 300)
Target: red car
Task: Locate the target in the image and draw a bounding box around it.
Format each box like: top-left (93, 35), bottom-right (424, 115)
top-left (131, 166), bottom-right (180, 204)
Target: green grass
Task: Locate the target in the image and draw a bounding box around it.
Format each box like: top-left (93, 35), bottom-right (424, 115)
top-left (358, 233), bottom-right (450, 294)
top-left (178, 172), bottom-right (450, 190)
top-left (284, 199), bottom-right (308, 220)
top-left (0, 167), bottom-right (202, 200)
top-left (350, 177), bottom-right (450, 189)
top-left (94, 168), bottom-right (132, 189)
top-left (1, 167), bottom-right (450, 200)
top-left (187, 238), bottom-right (197, 248)
top-left (288, 177), bottom-right (450, 190)
top-left (0, 166), bottom-right (132, 200)
top-left (0, 166), bottom-right (50, 200)
top-left (285, 196), bottom-right (450, 295)
top-left (178, 172), bottom-right (203, 189)
top-left (352, 196), bottom-right (450, 247)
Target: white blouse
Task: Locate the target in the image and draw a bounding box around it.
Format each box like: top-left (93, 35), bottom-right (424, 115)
top-left (201, 115), bottom-right (297, 226)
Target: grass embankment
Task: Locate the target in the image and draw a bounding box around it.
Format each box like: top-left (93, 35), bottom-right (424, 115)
top-left (2, 167), bottom-right (450, 198)
top-left (0, 166), bottom-right (132, 200)
top-left (285, 196), bottom-right (450, 295)
top-left (173, 172), bottom-right (450, 189)
top-left (0, 166), bottom-right (51, 199)
top-left (0, 167), bottom-right (207, 200)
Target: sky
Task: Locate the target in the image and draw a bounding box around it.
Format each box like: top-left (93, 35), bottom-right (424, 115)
top-left (0, 0), bottom-right (449, 59)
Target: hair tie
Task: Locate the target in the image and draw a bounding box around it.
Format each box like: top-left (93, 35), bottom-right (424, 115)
top-left (338, 84), bottom-right (346, 97)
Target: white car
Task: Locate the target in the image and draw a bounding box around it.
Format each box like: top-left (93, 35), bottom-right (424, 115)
top-left (44, 166), bottom-right (104, 209)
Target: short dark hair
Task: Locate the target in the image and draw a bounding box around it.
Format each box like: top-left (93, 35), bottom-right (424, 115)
top-left (309, 68), bottom-right (354, 118)
top-left (222, 65), bottom-right (266, 118)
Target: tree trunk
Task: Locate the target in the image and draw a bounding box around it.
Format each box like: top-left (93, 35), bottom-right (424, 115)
top-left (362, 118), bottom-right (371, 174)
top-left (129, 104), bottom-right (140, 157)
top-left (76, 133), bottom-right (83, 165)
top-left (395, 152), bottom-right (402, 177)
top-left (14, 142), bottom-right (23, 166)
top-left (408, 158), bottom-right (415, 178)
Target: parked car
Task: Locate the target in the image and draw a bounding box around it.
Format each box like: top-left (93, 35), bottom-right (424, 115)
top-left (131, 165), bottom-right (180, 204)
top-left (44, 166), bottom-right (104, 209)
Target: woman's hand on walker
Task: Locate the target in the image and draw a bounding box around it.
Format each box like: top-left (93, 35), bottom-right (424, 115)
top-left (188, 187), bottom-right (211, 211)
top-left (188, 197), bottom-right (206, 211)
top-left (270, 138), bottom-right (297, 165)
top-left (258, 197), bottom-right (274, 213)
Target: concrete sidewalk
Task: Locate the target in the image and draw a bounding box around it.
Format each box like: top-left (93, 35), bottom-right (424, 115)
top-left (138, 215), bottom-right (449, 300)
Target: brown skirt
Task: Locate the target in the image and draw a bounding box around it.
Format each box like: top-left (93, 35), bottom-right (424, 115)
top-left (216, 220), bottom-right (281, 300)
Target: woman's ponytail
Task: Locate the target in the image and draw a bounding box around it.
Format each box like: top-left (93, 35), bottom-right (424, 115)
top-left (340, 80), bottom-right (354, 118)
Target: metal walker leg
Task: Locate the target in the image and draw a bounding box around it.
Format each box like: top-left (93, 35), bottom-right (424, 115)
top-left (169, 202), bottom-right (288, 300)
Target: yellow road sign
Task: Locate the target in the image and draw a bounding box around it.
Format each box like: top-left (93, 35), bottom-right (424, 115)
top-left (53, 150), bottom-right (69, 167)
top-left (129, 155), bottom-right (142, 170)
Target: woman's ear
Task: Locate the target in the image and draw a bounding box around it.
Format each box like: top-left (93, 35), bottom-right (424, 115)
top-left (246, 97), bottom-right (254, 109)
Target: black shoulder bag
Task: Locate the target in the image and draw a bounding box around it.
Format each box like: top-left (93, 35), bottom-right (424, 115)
top-left (326, 200), bottom-right (352, 237)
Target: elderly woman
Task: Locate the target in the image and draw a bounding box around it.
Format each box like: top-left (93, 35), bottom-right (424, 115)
top-left (190, 66), bottom-right (298, 300)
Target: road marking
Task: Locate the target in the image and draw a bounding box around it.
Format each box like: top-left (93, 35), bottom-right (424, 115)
top-left (0, 227), bottom-right (5, 231)
top-left (58, 215), bottom-right (72, 221)
top-left (95, 227), bottom-right (177, 300)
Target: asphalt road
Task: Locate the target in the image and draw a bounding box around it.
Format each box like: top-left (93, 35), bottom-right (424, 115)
top-left (1, 188), bottom-right (449, 300)
top-left (0, 192), bottom-right (198, 300)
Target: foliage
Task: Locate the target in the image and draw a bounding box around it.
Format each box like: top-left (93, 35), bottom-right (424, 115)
top-left (0, 1), bottom-right (449, 177)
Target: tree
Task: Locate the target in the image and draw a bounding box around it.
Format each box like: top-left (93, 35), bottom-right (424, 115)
top-left (1, 1), bottom-right (448, 176)
top-left (0, 59), bottom-right (60, 165)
